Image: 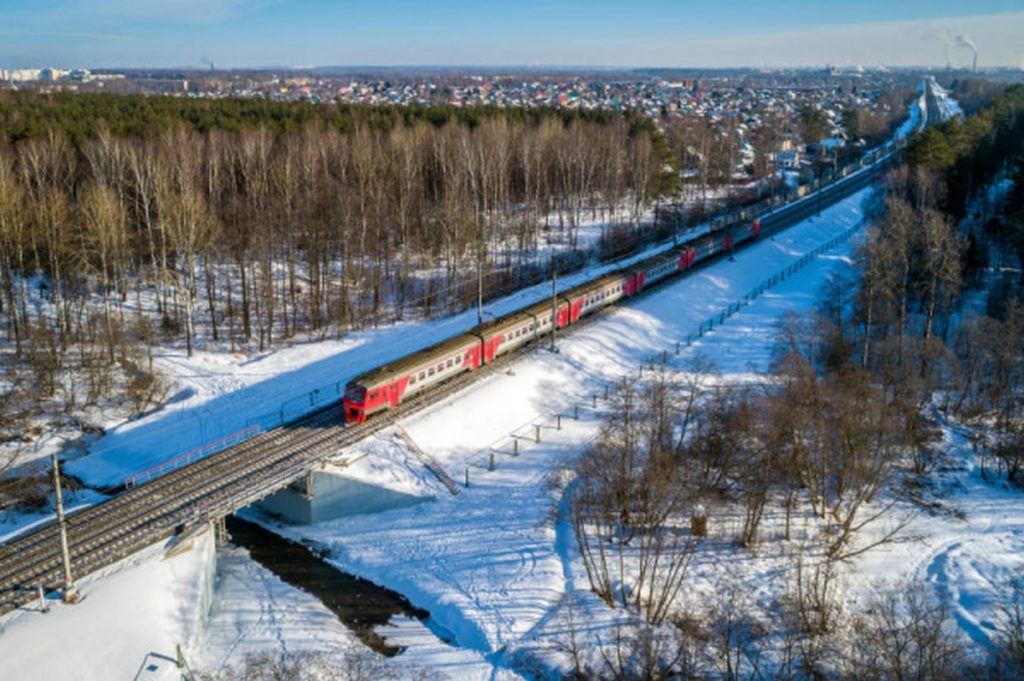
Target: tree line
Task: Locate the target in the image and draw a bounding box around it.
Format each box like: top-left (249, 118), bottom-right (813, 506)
top-left (910, 82), bottom-right (1024, 217)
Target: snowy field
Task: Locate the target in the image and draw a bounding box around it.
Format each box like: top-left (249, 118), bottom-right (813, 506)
top-left (0, 532), bottom-right (215, 681)
top-left (219, 188), bottom-right (900, 678)
top-left (0, 183), bottom-right (880, 680)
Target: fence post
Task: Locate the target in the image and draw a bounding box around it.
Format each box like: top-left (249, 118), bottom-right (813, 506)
top-left (557, 414), bottom-right (562, 430)
top-left (593, 394), bottom-right (598, 408)
top-left (675, 341), bottom-right (681, 354)
top-left (535, 425), bottom-right (541, 443)
top-left (513, 438), bottom-right (519, 456)
top-left (465, 467), bottom-right (470, 487)
top-left (574, 404), bottom-right (579, 420)
top-left (489, 452), bottom-right (495, 471)
top-left (604, 384), bottom-right (609, 399)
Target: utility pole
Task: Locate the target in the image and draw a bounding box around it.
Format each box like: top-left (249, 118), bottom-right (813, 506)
top-left (51, 452), bottom-right (78, 604)
top-left (550, 265), bottom-right (558, 352)
top-left (476, 253), bottom-right (483, 328)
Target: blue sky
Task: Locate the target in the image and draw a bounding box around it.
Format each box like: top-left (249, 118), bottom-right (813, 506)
top-left (1, 0), bottom-right (1022, 69)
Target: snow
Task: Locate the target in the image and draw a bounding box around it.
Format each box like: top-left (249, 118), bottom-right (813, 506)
top-left (895, 80), bottom-right (927, 139)
top-left (194, 545), bottom-right (356, 668)
top-left (851, 416), bottom-right (1024, 650)
top-left (193, 542), bottom-right (518, 680)
top-left (53, 83), bottom-right (929, 491)
top-left (242, 188), bottom-right (877, 677)
top-left (0, 531), bottom-right (215, 681)
top-left (928, 76), bottom-right (965, 122)
top-left (58, 217), bottom-right (739, 490)
top-left (0, 88), bottom-right (967, 678)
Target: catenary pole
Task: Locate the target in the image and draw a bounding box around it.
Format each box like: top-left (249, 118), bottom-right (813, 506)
top-left (51, 452), bottom-right (78, 604)
top-left (550, 265), bottom-right (557, 352)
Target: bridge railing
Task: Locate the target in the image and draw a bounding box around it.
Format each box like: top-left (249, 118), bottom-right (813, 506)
top-left (124, 424), bottom-right (261, 489)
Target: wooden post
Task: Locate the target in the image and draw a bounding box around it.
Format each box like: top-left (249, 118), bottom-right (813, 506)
top-left (556, 414), bottom-right (561, 430)
top-left (574, 404), bottom-right (579, 420)
top-left (489, 452), bottom-right (495, 471)
top-left (513, 439), bottom-right (519, 456)
top-left (691, 505), bottom-right (708, 537)
top-left (465, 467), bottom-right (470, 487)
top-left (535, 425), bottom-right (541, 443)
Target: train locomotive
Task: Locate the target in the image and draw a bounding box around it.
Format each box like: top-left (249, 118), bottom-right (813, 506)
top-left (341, 217), bottom-right (762, 424)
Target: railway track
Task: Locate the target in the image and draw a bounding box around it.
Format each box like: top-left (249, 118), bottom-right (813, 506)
top-left (0, 133), bottom-right (905, 617)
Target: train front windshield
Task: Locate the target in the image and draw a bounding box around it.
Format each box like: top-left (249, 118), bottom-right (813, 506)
top-left (344, 384), bottom-right (366, 404)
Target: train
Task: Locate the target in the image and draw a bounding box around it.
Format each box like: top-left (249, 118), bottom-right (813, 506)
top-left (341, 141), bottom-right (905, 424)
top-left (340, 218), bottom-right (760, 423)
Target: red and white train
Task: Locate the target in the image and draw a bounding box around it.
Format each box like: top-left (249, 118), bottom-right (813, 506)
top-left (341, 218), bottom-right (763, 423)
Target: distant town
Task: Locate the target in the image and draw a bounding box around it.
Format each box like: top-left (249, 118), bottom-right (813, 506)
top-left (0, 64), bottom-right (975, 186)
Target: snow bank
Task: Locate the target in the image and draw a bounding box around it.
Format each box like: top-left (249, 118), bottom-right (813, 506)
top-left (0, 530), bottom-right (216, 681)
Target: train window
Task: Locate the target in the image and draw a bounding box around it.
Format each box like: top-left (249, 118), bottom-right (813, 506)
top-left (428, 367), bottom-right (435, 376)
top-left (437, 363), bottom-right (443, 373)
top-left (419, 371), bottom-right (425, 380)
top-left (447, 359), bottom-right (454, 368)
top-left (410, 376), bottom-right (416, 385)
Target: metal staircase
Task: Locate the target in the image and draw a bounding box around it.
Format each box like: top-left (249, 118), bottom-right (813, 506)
top-left (393, 425), bottom-right (462, 496)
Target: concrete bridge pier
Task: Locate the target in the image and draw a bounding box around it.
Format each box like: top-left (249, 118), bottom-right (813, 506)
top-left (254, 466), bottom-right (433, 525)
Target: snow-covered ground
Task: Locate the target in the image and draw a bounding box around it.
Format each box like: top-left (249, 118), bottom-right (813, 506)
top-left (0, 532), bottom-right (215, 681)
top-left (229, 179), bottom-right (1019, 678)
top-left (928, 75), bottom-right (965, 122)
top-left (228, 188), bottom-right (882, 678)
top-left (5, 90), bottom-right (986, 678)
top-left (895, 79), bottom-right (927, 139)
top-left (2, 183), bottom-right (880, 681)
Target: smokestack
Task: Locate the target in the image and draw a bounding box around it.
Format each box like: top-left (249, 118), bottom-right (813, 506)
top-left (956, 34), bottom-right (979, 72)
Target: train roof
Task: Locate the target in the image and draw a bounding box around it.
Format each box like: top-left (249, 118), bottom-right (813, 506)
top-left (629, 251), bottom-right (678, 275)
top-left (350, 332), bottom-right (481, 387)
top-left (560, 272), bottom-right (626, 300)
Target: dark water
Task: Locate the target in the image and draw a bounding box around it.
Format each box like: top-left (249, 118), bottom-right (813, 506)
top-left (225, 516), bottom-right (437, 656)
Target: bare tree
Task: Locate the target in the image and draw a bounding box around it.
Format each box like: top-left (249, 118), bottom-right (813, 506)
top-left (841, 582), bottom-right (970, 681)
